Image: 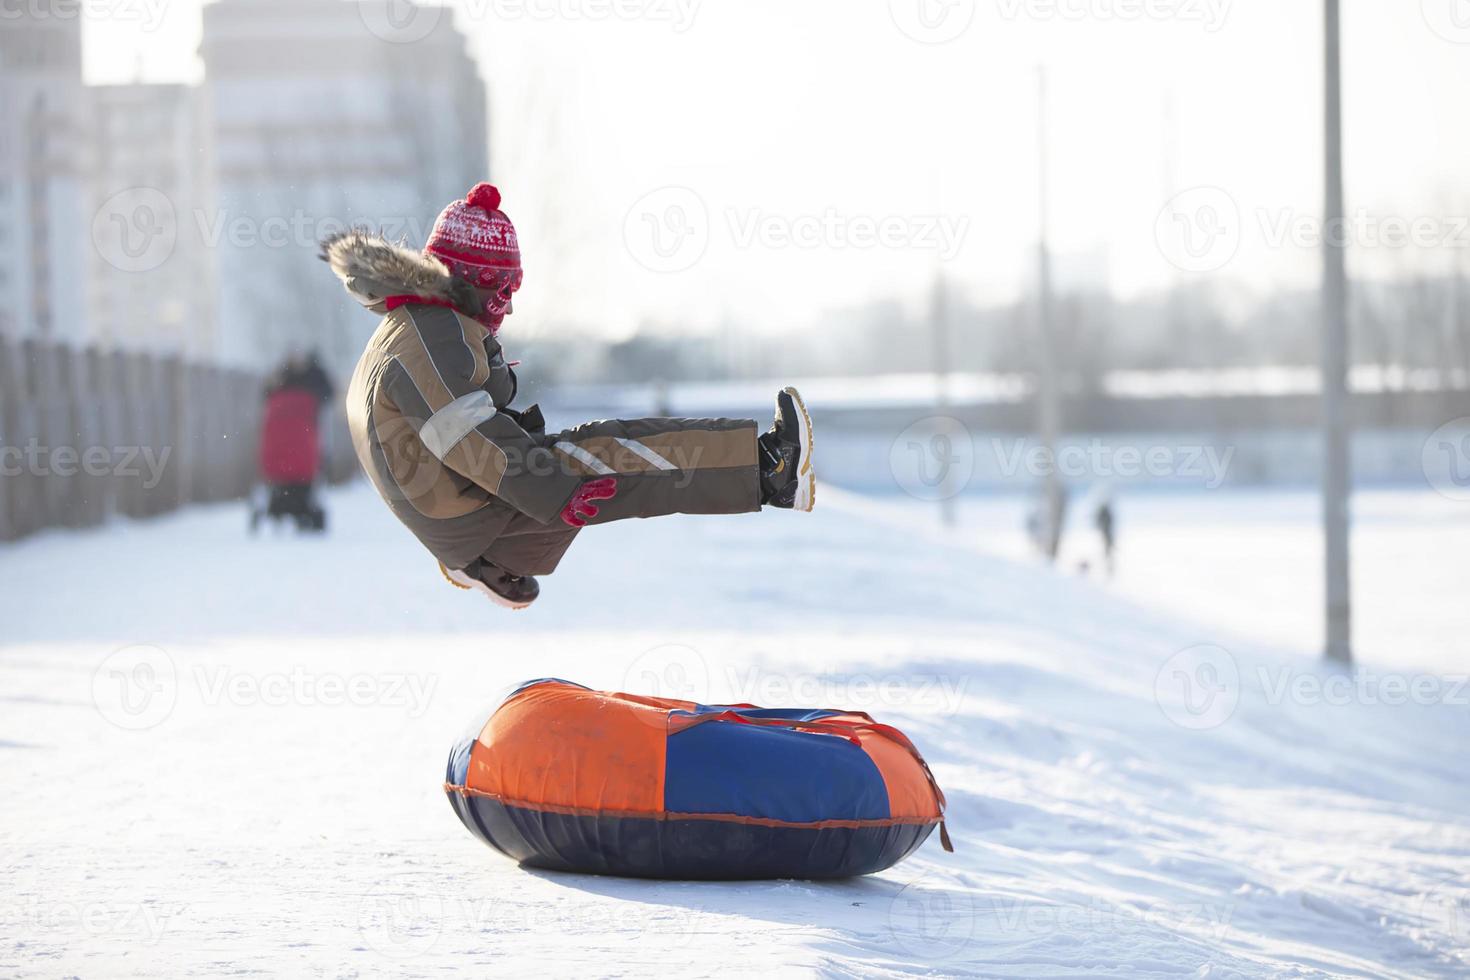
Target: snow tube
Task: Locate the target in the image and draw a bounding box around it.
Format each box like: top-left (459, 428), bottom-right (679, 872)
top-left (444, 678), bottom-right (951, 880)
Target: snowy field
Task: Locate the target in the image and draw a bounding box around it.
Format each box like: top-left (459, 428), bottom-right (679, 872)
top-left (2, 483), bottom-right (1469, 977)
top-left (878, 487), bottom-right (1470, 674)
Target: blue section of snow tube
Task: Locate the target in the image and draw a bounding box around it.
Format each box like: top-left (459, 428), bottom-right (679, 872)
top-left (663, 720), bottom-right (891, 823)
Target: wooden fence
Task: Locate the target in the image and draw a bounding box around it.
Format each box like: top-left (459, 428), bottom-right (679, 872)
top-left (0, 338), bottom-right (355, 543)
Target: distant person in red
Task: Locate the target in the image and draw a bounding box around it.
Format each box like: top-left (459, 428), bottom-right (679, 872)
top-left (254, 352), bottom-right (335, 533)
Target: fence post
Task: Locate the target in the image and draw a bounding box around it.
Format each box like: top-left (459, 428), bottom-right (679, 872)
top-left (0, 338), bottom-right (13, 542)
top-left (234, 371), bottom-right (261, 498)
top-left (25, 340), bottom-right (63, 529)
top-left (131, 352), bottom-right (157, 518)
top-left (61, 345), bottom-right (104, 529)
top-left (88, 347), bottom-right (118, 524)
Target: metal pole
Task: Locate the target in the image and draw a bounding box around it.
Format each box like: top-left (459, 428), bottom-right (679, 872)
top-left (1322, 0), bottom-right (1352, 664)
top-left (931, 270), bottom-right (956, 526)
top-left (1036, 66), bottom-right (1063, 562)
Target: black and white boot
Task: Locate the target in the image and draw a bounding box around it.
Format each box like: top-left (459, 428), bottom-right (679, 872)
top-left (758, 386), bottom-right (815, 512)
top-left (440, 560), bottom-right (540, 610)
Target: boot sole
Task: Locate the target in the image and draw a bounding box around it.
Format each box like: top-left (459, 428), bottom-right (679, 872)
top-left (439, 562), bottom-right (535, 611)
top-left (781, 386), bottom-right (816, 513)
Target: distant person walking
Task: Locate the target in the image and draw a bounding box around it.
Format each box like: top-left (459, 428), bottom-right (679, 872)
top-left (1093, 490), bottom-right (1116, 578)
top-left (325, 183), bottom-right (816, 610)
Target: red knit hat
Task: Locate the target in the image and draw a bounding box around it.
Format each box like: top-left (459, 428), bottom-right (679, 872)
top-left (424, 183), bottom-right (523, 327)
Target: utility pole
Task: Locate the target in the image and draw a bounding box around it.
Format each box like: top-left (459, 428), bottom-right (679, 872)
top-left (1322, 0), bottom-right (1353, 665)
top-left (1036, 66), bottom-right (1064, 562)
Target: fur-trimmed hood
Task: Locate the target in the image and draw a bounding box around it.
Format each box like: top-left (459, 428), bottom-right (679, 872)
top-left (320, 230), bottom-right (481, 315)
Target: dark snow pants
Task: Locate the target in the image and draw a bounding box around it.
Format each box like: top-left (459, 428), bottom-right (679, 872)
top-left (476, 416), bottom-right (763, 576)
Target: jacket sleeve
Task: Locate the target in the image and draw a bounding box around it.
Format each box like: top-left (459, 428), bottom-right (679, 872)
top-left (384, 306), bottom-right (582, 524)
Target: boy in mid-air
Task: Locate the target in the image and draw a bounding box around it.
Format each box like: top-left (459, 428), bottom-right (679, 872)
top-left (325, 183), bottom-right (815, 609)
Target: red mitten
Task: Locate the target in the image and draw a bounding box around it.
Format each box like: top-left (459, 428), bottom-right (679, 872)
top-left (560, 477), bottom-right (618, 528)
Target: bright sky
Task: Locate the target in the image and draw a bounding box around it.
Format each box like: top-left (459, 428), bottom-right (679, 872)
top-left (83, 0), bottom-right (1470, 339)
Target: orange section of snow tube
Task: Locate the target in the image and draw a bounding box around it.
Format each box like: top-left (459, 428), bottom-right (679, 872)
top-left (465, 682), bottom-right (682, 813)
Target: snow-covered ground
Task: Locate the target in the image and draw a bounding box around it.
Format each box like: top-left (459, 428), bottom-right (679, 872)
top-left (2, 483), bottom-right (1468, 977)
top-left (879, 487), bottom-right (1469, 674)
